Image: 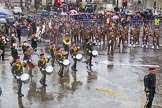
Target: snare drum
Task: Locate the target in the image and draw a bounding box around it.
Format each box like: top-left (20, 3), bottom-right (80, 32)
top-left (46, 66), bottom-right (54, 75)
top-left (20, 73), bottom-right (30, 84)
top-left (92, 50), bottom-right (98, 57)
top-left (76, 54), bottom-right (83, 61)
top-left (63, 59), bottom-right (70, 68)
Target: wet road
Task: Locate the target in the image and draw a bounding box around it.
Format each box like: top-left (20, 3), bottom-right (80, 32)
top-left (0, 38), bottom-right (162, 108)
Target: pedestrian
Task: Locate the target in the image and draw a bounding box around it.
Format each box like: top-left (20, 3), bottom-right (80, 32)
top-left (11, 56), bottom-right (27, 97)
top-left (0, 36), bottom-right (6, 61)
top-left (144, 67), bottom-right (156, 108)
top-left (16, 25), bottom-right (22, 44)
top-left (38, 53), bottom-right (50, 87)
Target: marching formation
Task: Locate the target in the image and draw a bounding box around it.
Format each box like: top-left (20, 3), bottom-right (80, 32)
top-left (0, 14), bottom-right (160, 102)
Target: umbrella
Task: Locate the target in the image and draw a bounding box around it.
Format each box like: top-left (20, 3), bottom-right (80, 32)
top-left (61, 12), bottom-right (68, 15)
top-left (112, 15), bottom-right (119, 19)
top-left (0, 18), bottom-right (7, 24)
top-left (0, 12), bottom-right (6, 15)
top-left (106, 12), bottom-right (112, 16)
top-left (69, 10), bottom-right (77, 15)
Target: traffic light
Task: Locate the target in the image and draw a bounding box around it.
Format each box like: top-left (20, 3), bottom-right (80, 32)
top-left (55, 0), bottom-right (61, 7)
top-left (123, 0), bottom-right (127, 8)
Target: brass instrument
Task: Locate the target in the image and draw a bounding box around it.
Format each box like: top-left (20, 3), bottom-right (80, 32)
top-left (63, 37), bottom-right (71, 45)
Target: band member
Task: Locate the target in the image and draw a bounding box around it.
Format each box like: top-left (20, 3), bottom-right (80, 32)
top-left (63, 37), bottom-right (70, 59)
top-left (10, 43), bottom-right (18, 67)
top-left (31, 33), bottom-right (37, 52)
top-left (152, 27), bottom-right (160, 50)
top-left (142, 26), bottom-right (149, 48)
top-left (85, 38), bottom-right (95, 67)
top-left (56, 48), bottom-right (65, 77)
top-left (0, 36), bottom-right (6, 61)
top-left (10, 33), bottom-right (16, 45)
top-left (38, 53), bottom-right (50, 86)
top-left (144, 68), bottom-right (156, 108)
top-left (118, 25), bottom-right (125, 47)
top-left (23, 46), bottom-right (34, 77)
top-left (12, 56), bottom-right (26, 97)
top-left (22, 41), bottom-right (28, 53)
top-left (107, 27), bottom-right (115, 55)
top-left (50, 42), bottom-right (56, 67)
top-left (70, 42), bottom-right (79, 71)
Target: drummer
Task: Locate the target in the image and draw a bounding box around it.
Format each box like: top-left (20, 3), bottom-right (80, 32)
top-left (23, 46), bottom-right (35, 77)
top-left (11, 56), bottom-right (27, 97)
top-left (50, 42), bottom-right (56, 67)
top-left (55, 48), bottom-right (65, 77)
top-left (85, 37), bottom-right (95, 68)
top-left (38, 53), bottom-right (50, 87)
top-left (70, 42), bottom-right (79, 71)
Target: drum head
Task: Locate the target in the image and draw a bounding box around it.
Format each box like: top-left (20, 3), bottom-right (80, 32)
top-left (31, 53), bottom-right (39, 66)
top-left (63, 59), bottom-right (70, 66)
top-left (46, 66), bottom-right (54, 73)
top-left (20, 73), bottom-right (30, 81)
top-left (92, 50), bottom-right (98, 56)
top-left (76, 54), bottom-right (83, 60)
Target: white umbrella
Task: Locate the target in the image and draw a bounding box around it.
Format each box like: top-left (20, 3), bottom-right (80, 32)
top-left (112, 15), bottom-right (119, 19)
top-left (0, 18), bottom-right (7, 23)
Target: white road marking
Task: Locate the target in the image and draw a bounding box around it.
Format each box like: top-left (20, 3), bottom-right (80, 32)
top-left (99, 61), bottom-right (160, 67)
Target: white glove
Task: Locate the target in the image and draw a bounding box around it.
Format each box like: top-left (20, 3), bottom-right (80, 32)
top-left (47, 56), bottom-right (51, 59)
top-left (89, 51), bottom-right (92, 53)
top-left (42, 68), bottom-right (45, 71)
top-left (73, 56), bottom-right (76, 59)
top-left (23, 60), bottom-right (27, 64)
top-left (16, 76), bottom-right (20, 79)
top-left (28, 59), bottom-right (32, 62)
top-left (77, 47), bottom-right (80, 49)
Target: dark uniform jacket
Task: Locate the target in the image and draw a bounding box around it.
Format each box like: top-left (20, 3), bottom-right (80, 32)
top-left (12, 62), bottom-right (26, 76)
top-left (11, 46), bottom-right (18, 59)
top-left (50, 47), bottom-right (56, 58)
top-left (70, 46), bottom-right (79, 57)
top-left (38, 58), bottom-right (49, 69)
top-left (144, 73), bottom-right (156, 92)
top-left (31, 36), bottom-right (37, 48)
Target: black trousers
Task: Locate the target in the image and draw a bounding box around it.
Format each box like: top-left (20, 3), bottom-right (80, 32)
top-left (0, 48), bottom-right (5, 61)
top-left (144, 88), bottom-right (155, 108)
top-left (58, 63), bottom-right (64, 77)
top-left (40, 70), bottom-right (46, 84)
top-left (72, 58), bottom-right (77, 70)
top-left (17, 79), bottom-right (22, 94)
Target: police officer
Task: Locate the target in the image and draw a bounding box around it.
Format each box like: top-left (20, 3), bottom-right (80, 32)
top-left (31, 33), bottom-right (37, 52)
top-left (154, 16), bottom-right (160, 28)
top-left (10, 43), bottom-right (18, 67)
top-left (85, 38), bottom-right (95, 68)
top-left (55, 48), bottom-right (65, 77)
top-left (12, 56), bottom-right (26, 97)
top-left (38, 53), bottom-right (50, 86)
top-left (50, 42), bottom-right (56, 67)
top-left (70, 42), bottom-right (79, 71)
top-left (144, 68), bottom-right (156, 108)
top-left (0, 36), bottom-right (6, 61)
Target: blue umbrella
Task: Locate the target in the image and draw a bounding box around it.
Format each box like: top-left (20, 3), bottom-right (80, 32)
top-left (0, 12), bottom-right (6, 15)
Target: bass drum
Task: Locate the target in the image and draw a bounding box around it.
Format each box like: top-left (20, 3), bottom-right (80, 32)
top-left (63, 59), bottom-right (70, 68)
top-left (92, 50), bottom-right (98, 57)
top-left (30, 52), bottom-right (40, 66)
top-left (20, 73), bottom-right (30, 84)
top-left (46, 66), bottom-right (54, 75)
top-left (76, 54), bottom-right (83, 62)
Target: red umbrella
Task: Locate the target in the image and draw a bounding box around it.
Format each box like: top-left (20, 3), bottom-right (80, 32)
top-left (69, 10), bottom-right (77, 15)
